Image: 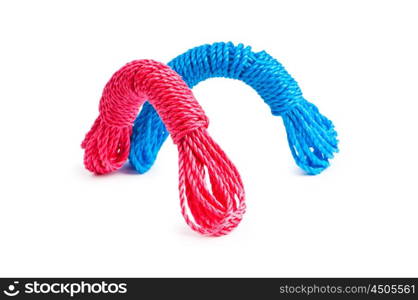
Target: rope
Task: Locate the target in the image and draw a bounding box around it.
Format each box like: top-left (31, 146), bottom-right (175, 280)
top-left (82, 60), bottom-right (245, 236)
top-left (130, 42), bottom-right (338, 175)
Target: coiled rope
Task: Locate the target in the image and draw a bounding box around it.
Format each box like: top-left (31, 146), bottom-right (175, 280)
top-left (130, 42), bottom-right (338, 175)
top-left (82, 60), bottom-right (245, 236)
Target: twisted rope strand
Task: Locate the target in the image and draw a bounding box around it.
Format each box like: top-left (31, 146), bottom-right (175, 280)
top-left (82, 59), bottom-right (245, 236)
top-left (130, 42), bottom-right (338, 175)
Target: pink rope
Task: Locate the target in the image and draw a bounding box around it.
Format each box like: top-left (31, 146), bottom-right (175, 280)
top-left (82, 60), bottom-right (246, 236)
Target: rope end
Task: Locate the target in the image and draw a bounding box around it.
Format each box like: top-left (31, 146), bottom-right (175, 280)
top-left (282, 100), bottom-right (339, 175)
top-left (82, 117), bottom-right (131, 175)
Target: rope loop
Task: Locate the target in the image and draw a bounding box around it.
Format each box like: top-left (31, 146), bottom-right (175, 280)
top-left (82, 59), bottom-right (245, 236)
top-left (130, 42), bottom-right (338, 175)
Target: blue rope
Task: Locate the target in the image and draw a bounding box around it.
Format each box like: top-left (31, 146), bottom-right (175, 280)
top-left (129, 42), bottom-right (338, 175)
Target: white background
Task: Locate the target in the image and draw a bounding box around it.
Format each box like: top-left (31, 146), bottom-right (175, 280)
top-left (0, 0), bottom-right (417, 277)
